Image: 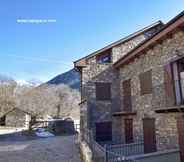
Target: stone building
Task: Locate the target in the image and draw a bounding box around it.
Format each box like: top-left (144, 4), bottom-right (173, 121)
top-left (114, 11), bottom-right (184, 159)
top-left (75, 11), bottom-right (184, 162)
top-left (0, 108), bottom-right (31, 128)
top-left (74, 22), bottom-right (163, 143)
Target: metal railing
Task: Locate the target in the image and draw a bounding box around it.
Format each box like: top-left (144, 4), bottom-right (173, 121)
top-left (81, 129), bottom-right (181, 162)
top-left (83, 129), bottom-right (136, 162)
top-left (106, 141), bottom-right (144, 158)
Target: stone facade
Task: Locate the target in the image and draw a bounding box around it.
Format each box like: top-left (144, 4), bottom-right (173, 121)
top-left (79, 23), bottom-right (163, 142)
top-left (118, 30), bottom-right (184, 150)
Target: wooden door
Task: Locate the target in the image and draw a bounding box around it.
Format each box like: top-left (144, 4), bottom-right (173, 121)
top-left (177, 118), bottom-right (184, 162)
top-left (96, 122), bottom-right (112, 142)
top-left (125, 119), bottom-right (133, 143)
top-left (143, 118), bottom-right (157, 153)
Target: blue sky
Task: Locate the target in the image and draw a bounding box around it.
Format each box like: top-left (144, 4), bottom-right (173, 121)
top-left (1, 0), bottom-right (184, 82)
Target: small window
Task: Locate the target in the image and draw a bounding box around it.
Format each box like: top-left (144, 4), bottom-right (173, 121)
top-left (139, 70), bottom-right (152, 95)
top-left (96, 51), bottom-right (112, 63)
top-left (96, 82), bottom-right (111, 101)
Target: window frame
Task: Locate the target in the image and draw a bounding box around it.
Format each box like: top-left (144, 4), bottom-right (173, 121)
top-left (171, 58), bottom-right (184, 105)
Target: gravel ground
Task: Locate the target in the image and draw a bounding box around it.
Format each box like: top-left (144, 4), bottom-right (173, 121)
top-left (0, 135), bottom-right (81, 162)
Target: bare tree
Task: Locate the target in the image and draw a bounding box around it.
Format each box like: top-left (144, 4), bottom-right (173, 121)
top-left (0, 80), bottom-right (17, 117)
top-left (20, 85), bottom-right (59, 118)
top-left (52, 84), bottom-right (80, 119)
top-left (0, 77), bottom-right (80, 126)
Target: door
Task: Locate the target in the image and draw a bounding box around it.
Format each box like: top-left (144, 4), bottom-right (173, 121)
top-left (125, 119), bottom-right (133, 143)
top-left (143, 118), bottom-right (157, 153)
top-left (177, 118), bottom-right (184, 162)
top-left (96, 122), bottom-right (112, 142)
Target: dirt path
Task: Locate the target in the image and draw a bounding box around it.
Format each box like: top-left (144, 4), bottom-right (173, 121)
top-left (0, 135), bottom-right (81, 162)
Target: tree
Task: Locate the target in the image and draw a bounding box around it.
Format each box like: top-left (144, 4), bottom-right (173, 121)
top-left (0, 79), bottom-right (17, 117)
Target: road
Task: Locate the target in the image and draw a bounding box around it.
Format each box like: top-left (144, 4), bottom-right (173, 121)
top-left (0, 135), bottom-right (81, 162)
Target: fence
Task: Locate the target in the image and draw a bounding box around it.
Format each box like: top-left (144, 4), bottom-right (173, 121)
top-left (106, 142), bottom-right (144, 160)
top-left (83, 129), bottom-right (136, 162)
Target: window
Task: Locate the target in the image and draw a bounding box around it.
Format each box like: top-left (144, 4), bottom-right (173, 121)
top-left (96, 82), bottom-right (111, 101)
top-left (122, 79), bottom-right (132, 111)
top-left (96, 50), bottom-right (112, 63)
top-left (96, 122), bottom-right (112, 142)
top-left (139, 70), bottom-right (152, 95)
top-left (170, 58), bottom-right (184, 105)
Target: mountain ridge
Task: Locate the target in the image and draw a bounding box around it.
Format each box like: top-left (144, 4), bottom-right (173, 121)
top-left (46, 68), bottom-right (80, 90)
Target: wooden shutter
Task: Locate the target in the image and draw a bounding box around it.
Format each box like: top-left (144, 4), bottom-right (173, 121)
top-left (139, 70), bottom-right (152, 95)
top-left (96, 83), bottom-right (111, 100)
top-left (96, 122), bottom-right (112, 142)
top-left (143, 118), bottom-right (157, 153)
top-left (122, 79), bottom-right (132, 111)
top-left (177, 118), bottom-right (184, 162)
top-left (125, 119), bottom-right (133, 144)
top-left (164, 64), bottom-right (176, 106)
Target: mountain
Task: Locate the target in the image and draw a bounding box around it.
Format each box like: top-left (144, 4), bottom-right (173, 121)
top-left (0, 74), bottom-right (15, 84)
top-left (16, 79), bottom-right (42, 87)
top-left (0, 74), bottom-right (42, 87)
top-left (46, 68), bottom-right (80, 90)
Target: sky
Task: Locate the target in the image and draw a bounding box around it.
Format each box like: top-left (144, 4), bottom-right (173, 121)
top-left (1, 0), bottom-right (184, 82)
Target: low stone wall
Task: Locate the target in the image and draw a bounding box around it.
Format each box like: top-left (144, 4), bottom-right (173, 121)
top-left (80, 141), bottom-right (93, 162)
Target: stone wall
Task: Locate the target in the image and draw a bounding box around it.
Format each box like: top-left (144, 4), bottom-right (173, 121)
top-left (112, 25), bottom-right (163, 63)
top-left (80, 26), bottom-right (163, 144)
top-left (82, 34), bottom-right (150, 127)
top-left (118, 30), bottom-right (184, 150)
top-left (83, 65), bottom-right (120, 130)
top-left (80, 141), bottom-right (93, 162)
top-left (112, 34), bottom-right (147, 63)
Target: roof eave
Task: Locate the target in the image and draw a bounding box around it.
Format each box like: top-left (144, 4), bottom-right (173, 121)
top-left (74, 21), bottom-right (164, 66)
